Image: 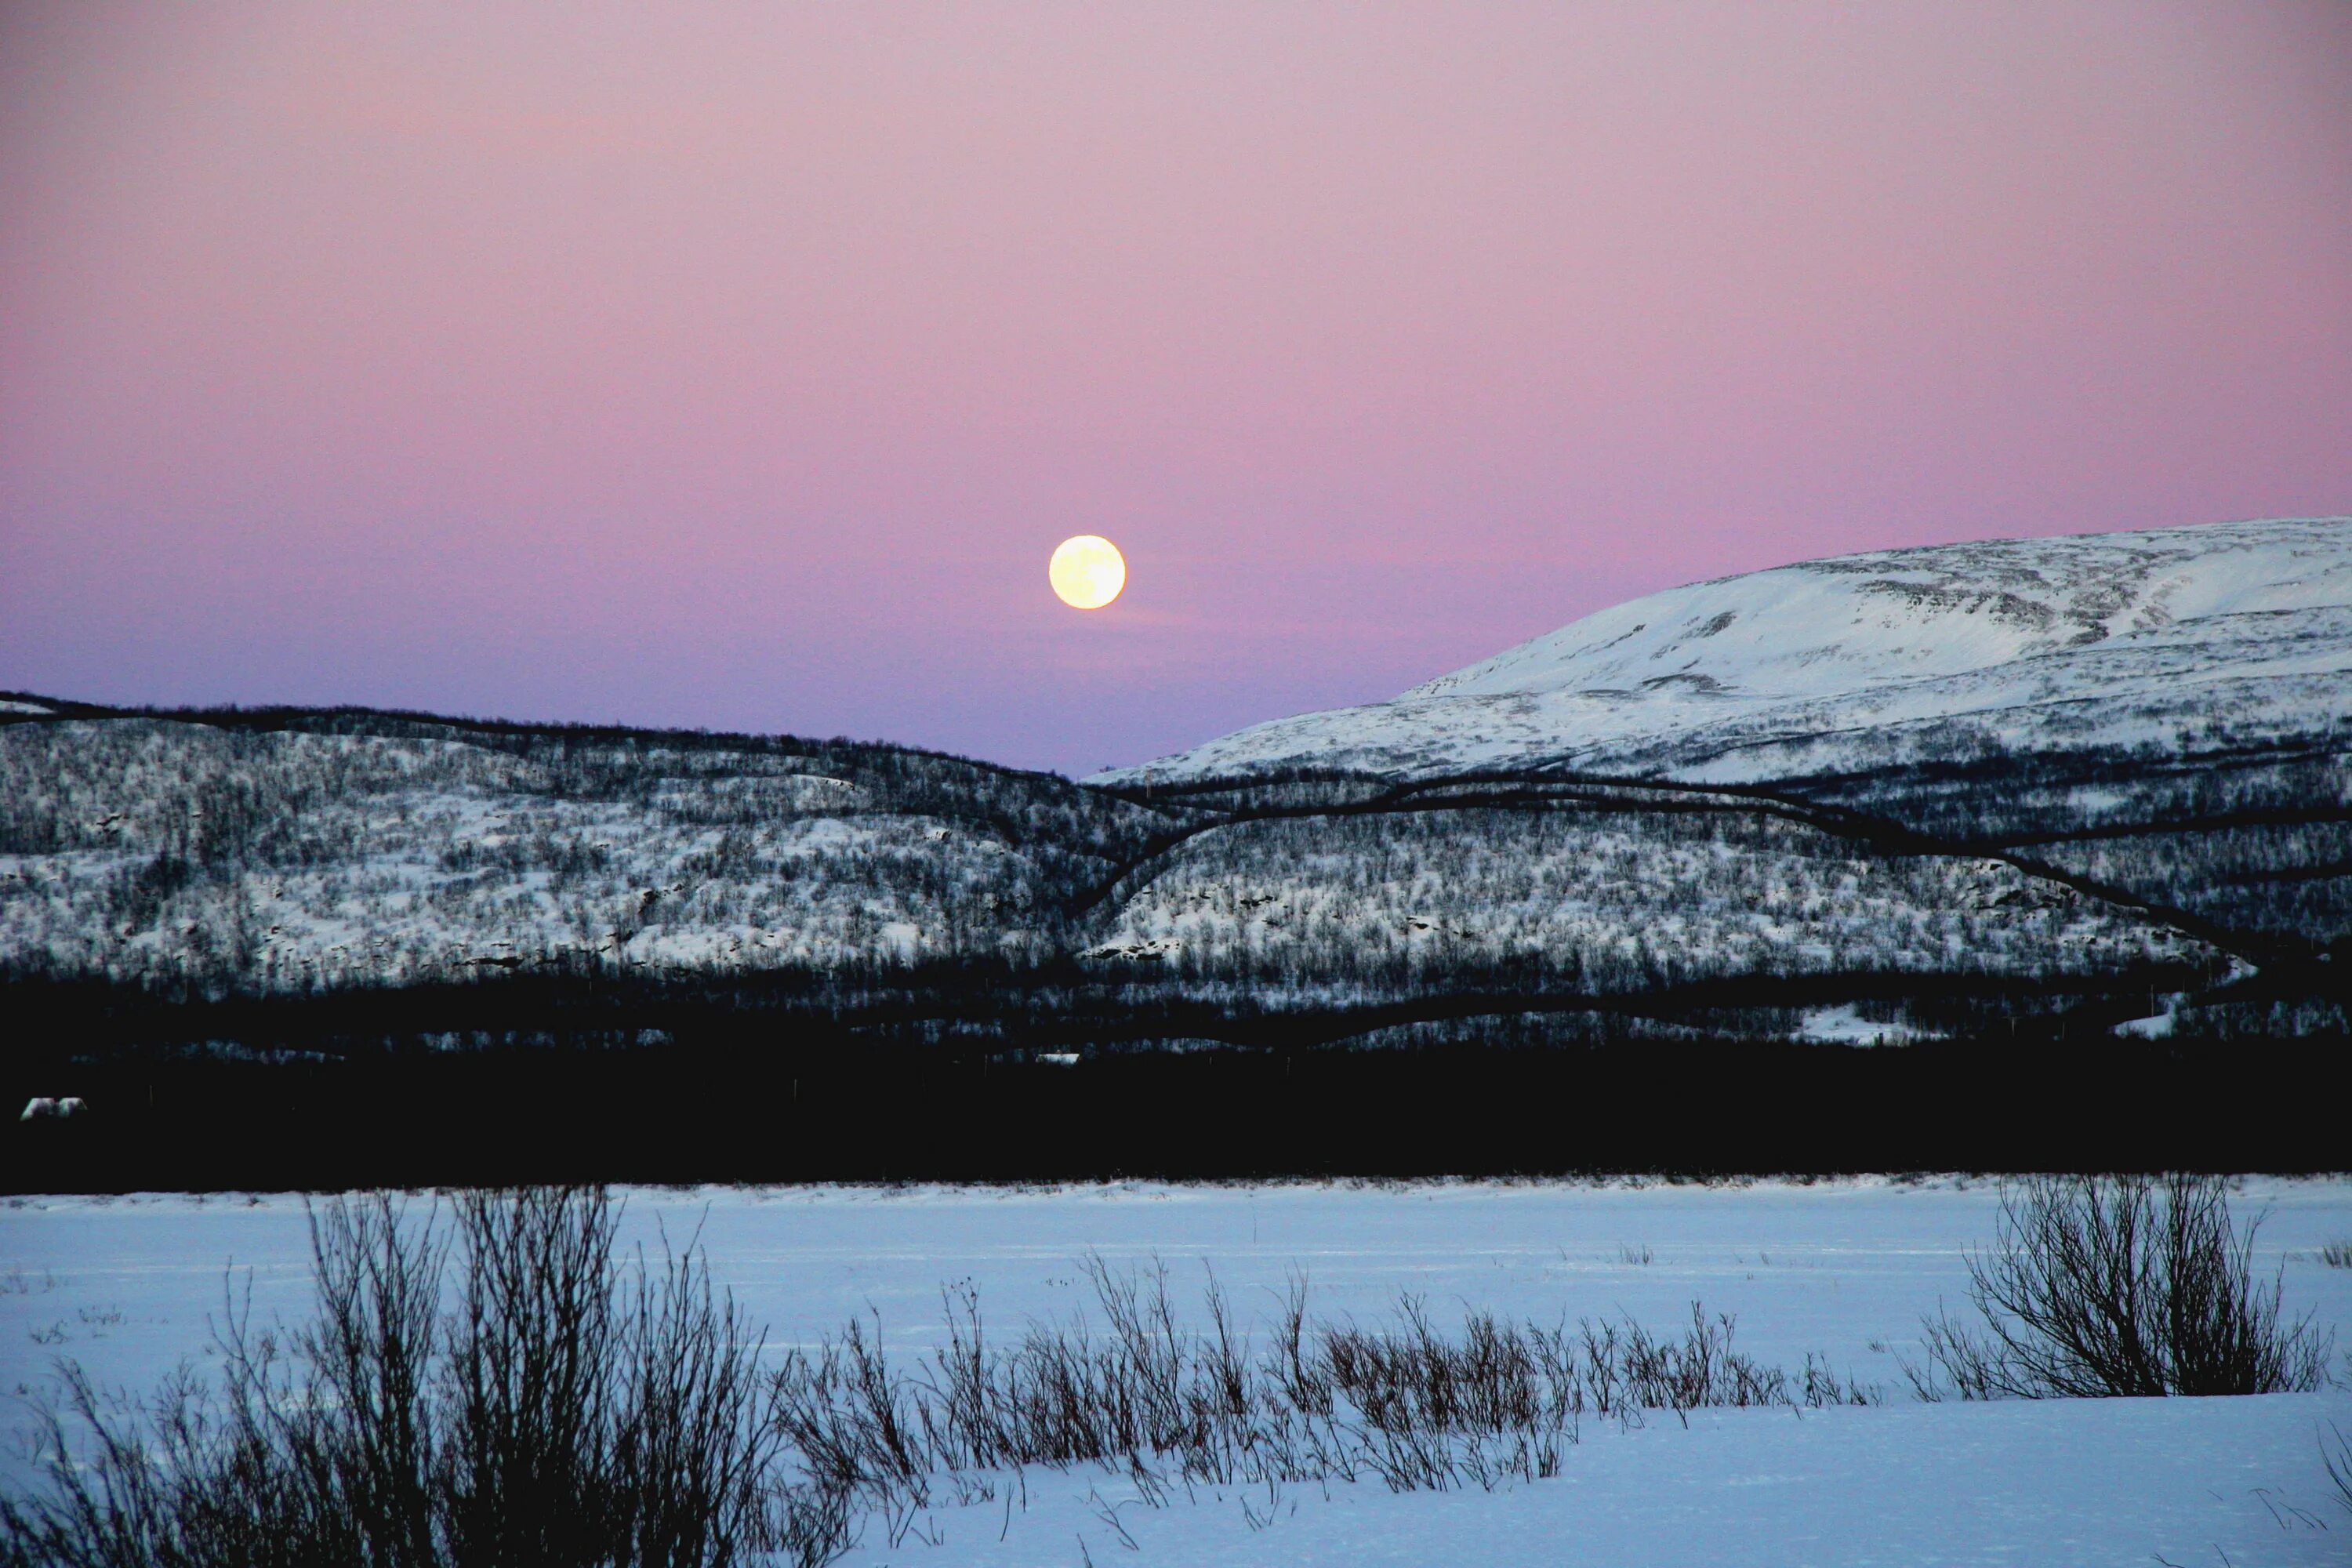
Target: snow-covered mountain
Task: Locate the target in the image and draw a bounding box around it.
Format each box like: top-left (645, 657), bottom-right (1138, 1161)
top-left (4, 518), bottom-right (2345, 1051)
top-left (1099, 518), bottom-right (2352, 786)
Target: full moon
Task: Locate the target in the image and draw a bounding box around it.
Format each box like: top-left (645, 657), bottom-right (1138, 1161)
top-left (1048, 535), bottom-right (1126, 609)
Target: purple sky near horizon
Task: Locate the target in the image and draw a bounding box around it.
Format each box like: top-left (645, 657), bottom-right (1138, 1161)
top-left (3, 4), bottom-right (2348, 775)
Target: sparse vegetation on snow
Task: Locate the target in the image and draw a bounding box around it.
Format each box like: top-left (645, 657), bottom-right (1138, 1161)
top-left (3, 1180), bottom-right (2346, 1567)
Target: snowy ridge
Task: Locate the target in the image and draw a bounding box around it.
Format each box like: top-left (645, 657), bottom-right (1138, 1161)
top-left (1100, 518), bottom-right (2352, 784)
top-left (3, 520), bottom-right (2344, 1035)
top-left (0, 716), bottom-right (1142, 995)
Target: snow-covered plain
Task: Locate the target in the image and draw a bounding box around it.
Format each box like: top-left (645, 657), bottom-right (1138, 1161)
top-left (5, 1180), bottom-right (2348, 1565)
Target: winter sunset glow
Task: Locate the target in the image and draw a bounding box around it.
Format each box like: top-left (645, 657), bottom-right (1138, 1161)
top-left (2, 3), bottom-right (2345, 775)
top-left (2, 9), bottom-right (2348, 1562)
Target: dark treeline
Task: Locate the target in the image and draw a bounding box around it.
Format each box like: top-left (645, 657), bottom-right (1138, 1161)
top-left (6, 951), bottom-right (2343, 1190)
top-left (0, 942), bottom-right (2245, 1065)
top-left (7, 1025), bottom-right (2340, 1191)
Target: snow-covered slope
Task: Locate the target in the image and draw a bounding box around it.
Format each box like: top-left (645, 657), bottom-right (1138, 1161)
top-left (0, 712), bottom-right (2222, 1014)
top-left (1102, 518), bottom-right (2352, 785)
top-left (7, 519), bottom-right (2347, 1040)
top-left (0, 714), bottom-right (1159, 994)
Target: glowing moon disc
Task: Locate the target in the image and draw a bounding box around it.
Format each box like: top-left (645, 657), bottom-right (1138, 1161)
top-left (1048, 535), bottom-right (1126, 609)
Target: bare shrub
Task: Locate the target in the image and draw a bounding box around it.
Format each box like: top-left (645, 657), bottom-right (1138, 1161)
top-left (2326, 1422), bottom-right (2352, 1519)
top-left (2319, 1239), bottom-right (2352, 1269)
top-left (0, 1189), bottom-right (801, 1568)
top-left (769, 1257), bottom-right (1877, 1517)
top-left (1905, 1175), bottom-right (2333, 1399)
top-left (3, 1210), bottom-right (1880, 1563)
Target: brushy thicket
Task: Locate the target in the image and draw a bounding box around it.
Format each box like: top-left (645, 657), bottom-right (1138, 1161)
top-left (1905, 1174), bottom-right (2334, 1399)
top-left (770, 1257), bottom-right (1876, 1530)
top-left (0, 1189), bottom-right (808, 1568)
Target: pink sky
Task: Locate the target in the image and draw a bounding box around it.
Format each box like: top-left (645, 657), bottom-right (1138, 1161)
top-left (3, 2), bottom-right (2347, 775)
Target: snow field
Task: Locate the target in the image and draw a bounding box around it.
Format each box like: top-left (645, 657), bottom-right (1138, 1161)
top-left (5, 1179), bottom-right (2349, 1565)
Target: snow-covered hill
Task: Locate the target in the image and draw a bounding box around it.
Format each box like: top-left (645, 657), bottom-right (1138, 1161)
top-left (1, 713), bottom-right (2203, 1010)
top-left (5, 519), bottom-right (2346, 1049)
top-left (0, 712), bottom-right (1163, 996)
top-left (1101, 518), bottom-right (2352, 785)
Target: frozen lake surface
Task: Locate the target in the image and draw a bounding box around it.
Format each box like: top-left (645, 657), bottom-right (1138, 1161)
top-left (5, 1178), bottom-right (2350, 1565)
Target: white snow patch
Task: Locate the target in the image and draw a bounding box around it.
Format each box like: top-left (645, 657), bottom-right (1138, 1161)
top-left (2113, 995), bottom-right (2194, 1040)
top-left (1795, 1004), bottom-right (1933, 1045)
